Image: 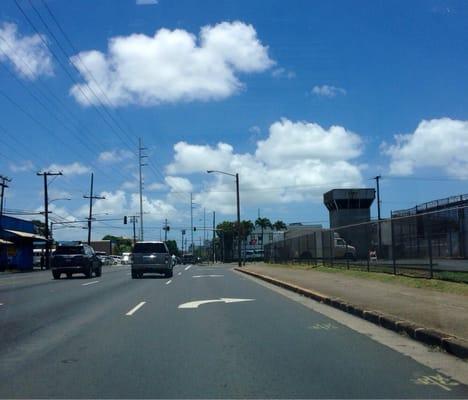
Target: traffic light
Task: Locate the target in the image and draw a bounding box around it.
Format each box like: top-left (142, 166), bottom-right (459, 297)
top-left (123, 216), bottom-right (127, 224)
top-left (163, 226), bottom-right (170, 231)
top-left (193, 227), bottom-right (197, 231)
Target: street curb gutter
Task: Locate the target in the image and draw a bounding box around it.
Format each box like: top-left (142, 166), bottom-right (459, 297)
top-left (234, 267), bottom-right (468, 360)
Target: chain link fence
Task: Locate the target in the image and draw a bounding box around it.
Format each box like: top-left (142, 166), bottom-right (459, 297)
top-left (264, 205), bottom-right (468, 284)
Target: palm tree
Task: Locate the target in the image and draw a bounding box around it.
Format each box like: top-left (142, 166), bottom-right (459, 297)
top-left (255, 217), bottom-right (272, 247)
top-left (273, 220), bottom-right (287, 231)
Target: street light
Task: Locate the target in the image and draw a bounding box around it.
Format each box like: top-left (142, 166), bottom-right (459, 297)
top-left (207, 170), bottom-right (241, 267)
top-left (48, 197), bottom-right (71, 205)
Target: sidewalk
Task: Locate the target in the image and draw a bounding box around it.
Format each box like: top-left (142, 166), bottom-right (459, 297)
top-left (242, 263), bottom-right (468, 342)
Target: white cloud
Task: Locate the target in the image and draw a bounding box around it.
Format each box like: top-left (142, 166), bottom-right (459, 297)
top-left (69, 21), bottom-right (274, 106)
top-left (146, 182), bottom-right (166, 191)
top-left (256, 119), bottom-right (362, 166)
top-left (249, 125), bottom-right (261, 134)
top-left (165, 176), bottom-right (192, 192)
top-left (166, 142), bottom-right (234, 174)
top-left (271, 67), bottom-right (295, 79)
top-left (121, 180), bottom-right (138, 190)
top-left (136, 0), bottom-right (158, 4)
top-left (9, 160), bottom-right (35, 173)
top-left (312, 85), bottom-right (346, 98)
top-left (44, 162), bottom-right (91, 176)
top-left (98, 149), bottom-right (133, 163)
top-left (130, 193), bottom-right (177, 219)
top-left (0, 22), bottom-right (53, 80)
top-left (382, 118), bottom-right (468, 179)
top-left (167, 118), bottom-right (364, 214)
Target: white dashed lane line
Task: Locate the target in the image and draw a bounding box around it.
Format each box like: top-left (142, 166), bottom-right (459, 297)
top-left (82, 281), bottom-right (99, 286)
top-left (125, 301), bottom-right (146, 316)
top-left (166, 280), bottom-right (172, 285)
top-left (184, 265), bottom-right (192, 271)
top-left (177, 272), bottom-right (182, 276)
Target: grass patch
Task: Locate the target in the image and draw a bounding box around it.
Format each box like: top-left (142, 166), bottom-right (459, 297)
top-left (258, 262), bottom-right (468, 296)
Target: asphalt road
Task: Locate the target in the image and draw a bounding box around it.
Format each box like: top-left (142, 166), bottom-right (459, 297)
top-left (0, 263), bottom-right (467, 398)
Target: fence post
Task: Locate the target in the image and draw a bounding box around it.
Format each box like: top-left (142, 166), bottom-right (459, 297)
top-left (391, 216), bottom-right (396, 275)
top-left (427, 219), bottom-right (434, 279)
top-left (330, 230), bottom-right (334, 268)
top-left (367, 254), bottom-right (370, 272)
top-left (346, 255), bottom-right (349, 270)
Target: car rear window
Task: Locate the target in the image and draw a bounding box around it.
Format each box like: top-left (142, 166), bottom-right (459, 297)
top-left (133, 243), bottom-right (167, 253)
top-left (55, 246), bottom-right (84, 255)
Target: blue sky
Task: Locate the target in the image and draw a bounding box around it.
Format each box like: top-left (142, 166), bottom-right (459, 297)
top-left (1, 0), bottom-right (468, 243)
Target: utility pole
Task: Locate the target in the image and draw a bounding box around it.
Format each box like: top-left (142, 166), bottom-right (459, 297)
top-left (190, 192), bottom-right (194, 253)
top-left (212, 211), bottom-right (216, 264)
top-left (0, 175), bottom-right (11, 226)
top-left (181, 229), bottom-right (185, 255)
top-left (0, 175), bottom-right (11, 271)
top-left (129, 216), bottom-right (138, 244)
top-left (374, 175), bottom-right (382, 256)
top-left (83, 173), bottom-right (105, 245)
top-left (164, 218), bottom-right (168, 242)
top-left (236, 173), bottom-right (241, 267)
top-left (37, 171), bottom-right (62, 269)
top-left (138, 138), bottom-right (148, 241)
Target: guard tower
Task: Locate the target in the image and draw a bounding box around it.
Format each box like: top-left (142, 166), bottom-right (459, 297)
top-left (323, 188), bottom-right (375, 258)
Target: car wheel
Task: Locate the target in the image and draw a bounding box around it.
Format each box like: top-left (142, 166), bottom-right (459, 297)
top-left (52, 271), bottom-right (61, 280)
top-left (166, 270), bottom-right (173, 278)
top-left (137, 272), bottom-right (143, 279)
top-left (131, 271), bottom-right (137, 279)
top-left (84, 266), bottom-right (92, 279)
top-left (66, 273), bottom-right (72, 279)
top-left (95, 268), bottom-right (102, 277)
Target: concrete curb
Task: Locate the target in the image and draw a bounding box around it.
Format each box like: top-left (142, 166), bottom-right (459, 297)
top-left (234, 267), bottom-right (468, 360)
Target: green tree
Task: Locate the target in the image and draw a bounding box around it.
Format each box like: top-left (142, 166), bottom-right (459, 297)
top-left (32, 219), bottom-right (47, 236)
top-left (255, 217), bottom-right (272, 246)
top-left (216, 221), bottom-right (235, 261)
top-left (273, 220), bottom-right (287, 231)
top-left (165, 240), bottom-right (180, 256)
top-left (102, 235), bottom-right (133, 254)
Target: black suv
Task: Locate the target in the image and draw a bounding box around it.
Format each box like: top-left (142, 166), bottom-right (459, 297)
top-left (51, 242), bottom-right (102, 279)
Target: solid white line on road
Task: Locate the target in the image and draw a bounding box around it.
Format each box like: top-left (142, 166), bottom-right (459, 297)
top-left (82, 281), bottom-right (99, 286)
top-left (192, 275), bottom-right (224, 278)
top-left (126, 301), bottom-right (146, 316)
top-left (177, 272), bottom-right (182, 276)
top-left (166, 280), bottom-right (172, 285)
top-left (184, 265), bottom-right (192, 271)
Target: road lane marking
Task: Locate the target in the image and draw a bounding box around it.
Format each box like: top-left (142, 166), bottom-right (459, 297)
top-left (308, 323), bottom-right (338, 330)
top-left (192, 275), bottom-right (224, 278)
top-left (412, 374), bottom-right (459, 391)
top-left (184, 265), bottom-right (192, 271)
top-left (126, 301), bottom-right (146, 316)
top-left (178, 298), bottom-right (254, 309)
top-left (166, 280), bottom-right (172, 285)
top-left (177, 272), bottom-right (182, 276)
top-left (82, 280), bottom-right (99, 286)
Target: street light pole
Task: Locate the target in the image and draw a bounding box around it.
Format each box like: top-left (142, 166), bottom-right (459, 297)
top-left (235, 173), bottom-right (241, 267)
top-left (206, 170), bottom-right (241, 267)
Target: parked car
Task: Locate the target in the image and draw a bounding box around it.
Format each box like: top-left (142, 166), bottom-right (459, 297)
top-left (122, 252), bottom-right (131, 264)
top-left (182, 254), bottom-right (194, 264)
top-left (51, 242), bottom-right (102, 279)
top-left (131, 241), bottom-right (173, 279)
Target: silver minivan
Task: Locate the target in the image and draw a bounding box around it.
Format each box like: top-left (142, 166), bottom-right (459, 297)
top-left (131, 241), bottom-right (173, 279)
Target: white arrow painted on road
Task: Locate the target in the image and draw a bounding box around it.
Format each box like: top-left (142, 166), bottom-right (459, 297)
top-left (192, 275), bottom-right (224, 278)
top-left (178, 298), bottom-right (254, 309)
